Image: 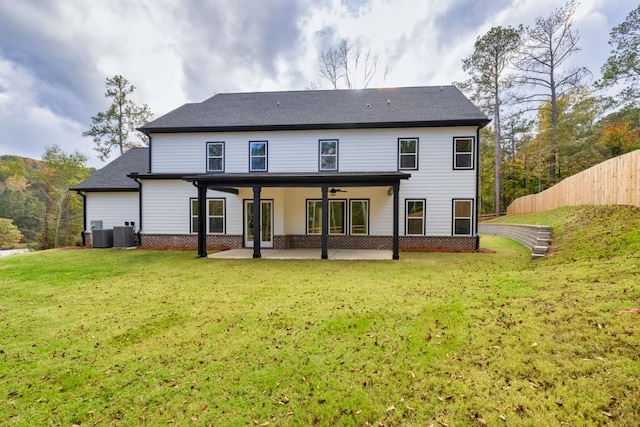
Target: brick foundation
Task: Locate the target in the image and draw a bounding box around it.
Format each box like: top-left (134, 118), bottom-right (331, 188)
top-left (400, 236), bottom-right (477, 251)
top-left (139, 234), bottom-right (243, 249)
top-left (285, 235), bottom-right (393, 249)
top-left (86, 232), bottom-right (477, 252)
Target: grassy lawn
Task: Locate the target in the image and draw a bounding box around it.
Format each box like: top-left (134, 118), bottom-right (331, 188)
top-left (1, 206), bottom-right (639, 426)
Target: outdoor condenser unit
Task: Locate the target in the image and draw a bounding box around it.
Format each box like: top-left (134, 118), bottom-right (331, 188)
top-left (113, 226), bottom-right (135, 248)
top-left (92, 229), bottom-right (113, 248)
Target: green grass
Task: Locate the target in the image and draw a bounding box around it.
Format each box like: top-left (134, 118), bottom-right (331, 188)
top-left (1, 206), bottom-right (639, 426)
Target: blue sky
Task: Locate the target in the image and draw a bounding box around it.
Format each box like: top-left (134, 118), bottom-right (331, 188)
top-left (0, 0), bottom-right (635, 167)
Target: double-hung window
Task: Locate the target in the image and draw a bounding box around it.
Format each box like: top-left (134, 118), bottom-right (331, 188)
top-left (453, 199), bottom-right (473, 235)
top-left (306, 200), bottom-right (346, 234)
top-left (319, 139), bottom-right (338, 171)
top-left (406, 199), bottom-right (425, 235)
top-left (207, 142), bottom-right (224, 172)
top-left (249, 141), bottom-right (268, 172)
top-left (190, 198), bottom-right (225, 234)
top-left (398, 138), bottom-right (418, 170)
top-left (453, 137), bottom-right (474, 169)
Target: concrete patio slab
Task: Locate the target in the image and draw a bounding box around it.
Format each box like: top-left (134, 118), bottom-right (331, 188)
top-left (207, 248), bottom-right (393, 260)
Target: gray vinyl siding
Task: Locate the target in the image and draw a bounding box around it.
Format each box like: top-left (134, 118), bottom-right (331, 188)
top-left (148, 126), bottom-right (478, 237)
top-left (141, 180), bottom-right (243, 235)
top-left (85, 192), bottom-right (139, 231)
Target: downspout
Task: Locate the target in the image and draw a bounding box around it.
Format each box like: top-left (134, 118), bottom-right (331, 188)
top-left (475, 126), bottom-right (481, 251)
top-left (146, 133), bottom-right (153, 173)
top-left (132, 174), bottom-right (143, 246)
top-left (77, 191), bottom-right (86, 247)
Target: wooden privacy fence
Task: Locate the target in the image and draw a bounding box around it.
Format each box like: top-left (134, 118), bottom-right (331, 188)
top-left (507, 149), bottom-right (640, 214)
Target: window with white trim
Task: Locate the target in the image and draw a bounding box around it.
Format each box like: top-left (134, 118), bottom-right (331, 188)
top-left (319, 139), bottom-right (338, 171)
top-left (207, 142), bottom-right (224, 172)
top-left (350, 199), bottom-right (369, 235)
top-left (453, 199), bottom-right (473, 235)
top-left (454, 137), bottom-right (474, 169)
top-left (190, 198), bottom-right (225, 234)
top-left (406, 199), bottom-right (425, 235)
top-left (306, 200), bottom-right (346, 234)
top-left (398, 138), bottom-right (418, 170)
top-left (249, 141), bottom-right (268, 171)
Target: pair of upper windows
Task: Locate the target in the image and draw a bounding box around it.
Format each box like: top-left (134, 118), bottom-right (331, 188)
top-left (397, 137), bottom-right (475, 170)
top-left (206, 141), bottom-right (267, 172)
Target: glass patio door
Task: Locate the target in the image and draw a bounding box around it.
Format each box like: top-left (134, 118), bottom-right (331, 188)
top-left (244, 200), bottom-right (273, 248)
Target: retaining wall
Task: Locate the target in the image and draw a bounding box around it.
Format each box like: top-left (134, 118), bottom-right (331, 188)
top-left (479, 223), bottom-right (551, 259)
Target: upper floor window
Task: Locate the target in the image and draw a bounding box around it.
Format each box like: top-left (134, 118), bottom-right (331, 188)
top-left (406, 199), bottom-right (425, 235)
top-left (207, 142), bottom-right (224, 172)
top-left (453, 199), bottom-right (473, 235)
top-left (319, 139), bottom-right (338, 171)
top-left (249, 141), bottom-right (268, 172)
top-left (398, 138), bottom-right (418, 170)
top-left (454, 137), bottom-right (475, 169)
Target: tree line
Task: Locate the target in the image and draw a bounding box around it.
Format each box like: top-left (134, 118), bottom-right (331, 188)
top-left (3, 3), bottom-right (638, 247)
top-left (458, 1), bottom-right (640, 216)
top-left (0, 75), bottom-right (151, 249)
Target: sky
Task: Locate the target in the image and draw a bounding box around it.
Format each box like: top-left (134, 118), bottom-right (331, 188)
top-left (0, 0), bottom-right (635, 167)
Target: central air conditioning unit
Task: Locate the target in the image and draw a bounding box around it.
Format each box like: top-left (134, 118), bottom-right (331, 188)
top-left (92, 229), bottom-right (113, 248)
top-left (113, 226), bottom-right (135, 248)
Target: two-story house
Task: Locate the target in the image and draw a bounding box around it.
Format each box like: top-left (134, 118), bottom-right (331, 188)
top-left (73, 86), bottom-right (489, 259)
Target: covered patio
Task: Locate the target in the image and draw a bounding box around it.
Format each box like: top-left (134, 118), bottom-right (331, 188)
top-left (183, 171), bottom-right (411, 260)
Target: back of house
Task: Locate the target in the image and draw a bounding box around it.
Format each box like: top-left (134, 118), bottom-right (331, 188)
top-left (73, 85), bottom-right (489, 259)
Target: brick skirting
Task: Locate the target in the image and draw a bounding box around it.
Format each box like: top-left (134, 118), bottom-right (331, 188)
top-left (284, 235), bottom-right (476, 251)
top-left (85, 233), bottom-right (477, 252)
top-left (139, 234), bottom-right (243, 249)
top-left (284, 235), bottom-right (393, 249)
top-left (399, 236), bottom-right (477, 251)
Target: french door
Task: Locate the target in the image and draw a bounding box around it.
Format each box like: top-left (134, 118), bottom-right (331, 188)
top-left (244, 200), bottom-right (273, 248)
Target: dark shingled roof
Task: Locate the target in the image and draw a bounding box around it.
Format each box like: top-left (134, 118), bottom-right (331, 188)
top-left (140, 86), bottom-right (489, 132)
top-left (72, 147), bottom-right (148, 191)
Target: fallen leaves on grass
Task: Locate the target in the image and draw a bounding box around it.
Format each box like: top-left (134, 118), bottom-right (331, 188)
top-left (474, 412), bottom-right (487, 425)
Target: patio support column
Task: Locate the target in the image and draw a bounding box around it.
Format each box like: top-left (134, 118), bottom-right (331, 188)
top-left (197, 183), bottom-right (207, 258)
top-left (252, 185), bottom-right (262, 259)
top-left (321, 186), bottom-right (329, 259)
top-left (392, 181), bottom-right (400, 260)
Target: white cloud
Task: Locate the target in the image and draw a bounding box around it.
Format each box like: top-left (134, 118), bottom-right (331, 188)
top-left (0, 59), bottom-right (96, 165)
top-left (0, 0), bottom-right (638, 164)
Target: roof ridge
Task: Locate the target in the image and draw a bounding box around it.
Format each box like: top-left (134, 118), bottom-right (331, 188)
top-left (210, 85), bottom-right (458, 97)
